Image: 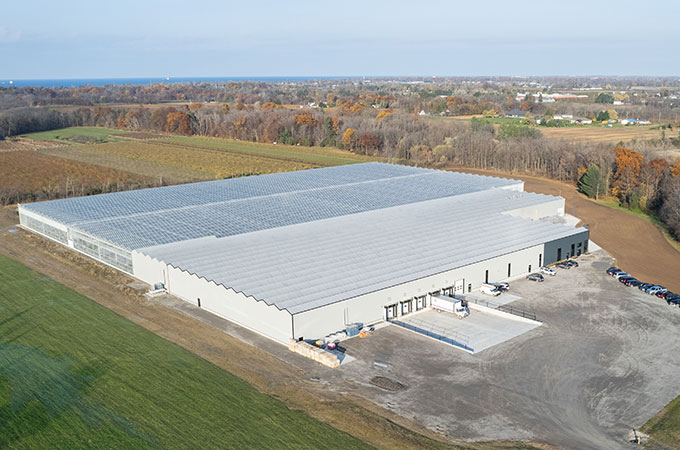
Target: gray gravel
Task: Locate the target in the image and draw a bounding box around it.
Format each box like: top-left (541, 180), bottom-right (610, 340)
top-left (335, 251), bottom-right (680, 449)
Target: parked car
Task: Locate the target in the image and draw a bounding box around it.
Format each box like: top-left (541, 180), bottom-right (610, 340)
top-left (628, 280), bottom-right (643, 287)
top-left (656, 291), bottom-right (670, 299)
top-left (648, 287), bottom-right (667, 295)
top-left (619, 276), bottom-right (635, 284)
top-left (614, 272), bottom-right (631, 280)
top-left (639, 283), bottom-right (654, 291)
top-left (526, 273), bottom-right (544, 282)
top-left (556, 262), bottom-right (571, 269)
top-left (540, 266), bottom-right (556, 276)
top-left (668, 298), bottom-right (680, 306)
top-left (610, 270), bottom-right (627, 277)
top-left (565, 260), bottom-right (579, 268)
top-left (606, 267), bottom-right (621, 275)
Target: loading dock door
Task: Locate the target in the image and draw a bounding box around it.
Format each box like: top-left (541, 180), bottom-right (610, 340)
top-left (454, 279), bottom-right (464, 295)
top-left (385, 304), bottom-right (398, 320)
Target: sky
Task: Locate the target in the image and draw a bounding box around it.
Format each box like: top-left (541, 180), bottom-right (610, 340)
top-left (1, 0), bottom-right (679, 79)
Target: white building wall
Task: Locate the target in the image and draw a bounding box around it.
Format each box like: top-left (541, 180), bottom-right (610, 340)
top-left (503, 198), bottom-right (565, 220)
top-left (133, 251), bottom-right (293, 343)
top-left (292, 244), bottom-right (544, 340)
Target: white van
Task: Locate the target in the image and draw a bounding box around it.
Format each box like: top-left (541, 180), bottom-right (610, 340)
top-left (480, 283), bottom-right (501, 296)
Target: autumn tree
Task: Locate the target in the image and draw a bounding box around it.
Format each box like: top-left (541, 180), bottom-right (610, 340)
top-left (612, 147), bottom-right (644, 203)
top-left (294, 113), bottom-right (317, 126)
top-left (166, 110), bottom-right (193, 135)
top-left (669, 162), bottom-right (680, 177)
top-left (261, 102), bottom-right (278, 111)
top-left (357, 133), bottom-right (382, 154)
top-left (376, 110), bottom-right (392, 120)
top-left (188, 102), bottom-right (203, 111)
top-left (221, 103), bottom-right (230, 113)
top-left (639, 158), bottom-right (668, 205)
top-left (341, 128), bottom-right (356, 149)
top-left (349, 103), bottom-right (365, 114)
top-left (578, 164), bottom-right (608, 200)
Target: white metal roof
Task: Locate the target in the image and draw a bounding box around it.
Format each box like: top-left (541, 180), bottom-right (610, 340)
top-left (21, 163), bottom-right (521, 250)
top-left (137, 189), bottom-right (587, 314)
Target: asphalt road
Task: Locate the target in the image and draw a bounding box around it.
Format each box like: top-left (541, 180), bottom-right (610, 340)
top-left (337, 251), bottom-right (680, 449)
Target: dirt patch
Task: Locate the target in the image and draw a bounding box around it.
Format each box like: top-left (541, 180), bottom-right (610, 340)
top-left (449, 167), bottom-right (680, 293)
top-left (370, 376), bottom-right (407, 392)
top-left (0, 137), bottom-right (64, 152)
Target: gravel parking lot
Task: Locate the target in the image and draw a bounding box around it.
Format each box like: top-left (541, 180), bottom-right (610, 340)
top-left (336, 250), bottom-right (680, 449)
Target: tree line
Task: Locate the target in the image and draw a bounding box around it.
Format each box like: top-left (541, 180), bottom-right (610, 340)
top-left (2, 102), bottom-right (679, 239)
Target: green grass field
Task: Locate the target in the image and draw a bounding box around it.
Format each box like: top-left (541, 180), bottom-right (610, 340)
top-left (641, 395), bottom-right (680, 447)
top-left (21, 127), bottom-right (129, 144)
top-left (0, 254), bottom-right (366, 449)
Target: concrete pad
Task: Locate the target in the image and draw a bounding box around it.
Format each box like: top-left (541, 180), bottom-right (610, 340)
top-left (465, 291), bottom-right (521, 306)
top-left (400, 308), bottom-right (541, 353)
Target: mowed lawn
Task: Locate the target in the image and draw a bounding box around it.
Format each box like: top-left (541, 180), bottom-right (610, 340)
top-left (0, 254), bottom-right (366, 449)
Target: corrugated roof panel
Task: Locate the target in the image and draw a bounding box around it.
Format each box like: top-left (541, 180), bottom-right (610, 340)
top-left (137, 189), bottom-right (586, 314)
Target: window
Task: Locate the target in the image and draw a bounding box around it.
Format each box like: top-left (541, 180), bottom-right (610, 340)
top-left (507, 263), bottom-right (511, 277)
top-left (485, 270), bottom-right (489, 283)
top-left (468, 283), bottom-right (472, 292)
top-left (584, 240), bottom-right (589, 252)
top-left (528, 265), bottom-right (532, 273)
top-left (557, 248), bottom-right (562, 261)
top-left (539, 254), bottom-right (542, 267)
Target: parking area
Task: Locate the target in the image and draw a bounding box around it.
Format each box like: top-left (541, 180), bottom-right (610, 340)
top-left (332, 250), bottom-right (680, 450)
top-left (398, 307), bottom-right (541, 353)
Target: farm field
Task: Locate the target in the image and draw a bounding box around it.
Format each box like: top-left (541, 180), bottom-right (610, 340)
top-left (438, 117), bottom-right (668, 144)
top-left (539, 124), bottom-right (667, 144)
top-left (0, 150), bottom-right (154, 204)
top-left (0, 253), bottom-right (366, 449)
top-left (19, 127), bottom-right (371, 185)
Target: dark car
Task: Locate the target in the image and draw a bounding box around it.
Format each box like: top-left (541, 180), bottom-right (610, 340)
top-left (606, 266), bottom-right (621, 275)
top-left (656, 291), bottom-right (670, 299)
top-left (556, 262), bottom-right (571, 269)
top-left (667, 296), bottom-right (680, 306)
top-left (566, 260), bottom-right (579, 268)
top-left (638, 283), bottom-right (654, 291)
top-left (619, 276), bottom-right (634, 284)
top-left (627, 280), bottom-right (642, 287)
top-left (526, 273), bottom-right (544, 282)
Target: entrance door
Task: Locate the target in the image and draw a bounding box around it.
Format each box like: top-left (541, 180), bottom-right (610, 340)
top-left (571, 243), bottom-right (575, 257)
top-left (454, 279), bottom-right (464, 295)
top-left (557, 248), bottom-right (562, 261)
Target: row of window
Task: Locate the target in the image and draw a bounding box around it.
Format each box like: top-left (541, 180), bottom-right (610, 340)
top-left (20, 213), bottom-right (68, 244)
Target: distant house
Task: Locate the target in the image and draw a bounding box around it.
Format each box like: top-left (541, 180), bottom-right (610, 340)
top-left (418, 110), bottom-right (430, 116)
top-left (575, 118), bottom-right (592, 125)
top-left (613, 101), bottom-right (624, 105)
top-left (506, 109), bottom-right (526, 118)
top-left (620, 119), bottom-right (636, 126)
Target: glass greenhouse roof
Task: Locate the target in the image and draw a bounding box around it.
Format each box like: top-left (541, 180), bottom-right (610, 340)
top-left (21, 163), bottom-right (522, 250)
